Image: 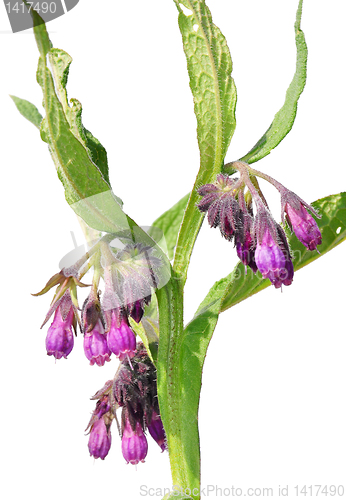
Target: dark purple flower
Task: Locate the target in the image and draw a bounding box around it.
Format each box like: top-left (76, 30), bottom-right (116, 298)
top-left (129, 299), bottom-right (145, 323)
top-left (45, 299), bottom-right (74, 360)
top-left (148, 410), bottom-right (166, 452)
top-left (284, 200), bottom-right (322, 251)
top-left (255, 223), bottom-right (294, 288)
top-left (235, 190), bottom-right (257, 272)
top-left (236, 231), bottom-right (258, 274)
top-left (84, 319), bottom-right (111, 366)
top-left (88, 418), bottom-right (112, 460)
top-left (107, 309), bottom-right (136, 361)
top-left (81, 290), bottom-right (102, 334)
top-left (121, 418), bottom-right (148, 465)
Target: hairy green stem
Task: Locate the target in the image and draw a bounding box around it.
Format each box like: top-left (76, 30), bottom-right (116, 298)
top-left (156, 274), bottom-right (200, 499)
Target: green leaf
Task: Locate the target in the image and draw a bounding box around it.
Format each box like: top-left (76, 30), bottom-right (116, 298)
top-left (26, 1), bottom-right (51, 57)
top-left (221, 192), bottom-right (346, 312)
top-left (175, 0), bottom-right (237, 169)
top-left (173, 272), bottom-right (236, 490)
top-left (172, 0), bottom-right (237, 280)
top-left (157, 276), bottom-right (198, 497)
top-left (83, 127), bottom-right (110, 186)
top-left (30, 14), bottom-right (129, 234)
top-left (151, 193), bottom-right (190, 260)
top-left (10, 95), bottom-right (43, 129)
top-left (240, 0), bottom-right (307, 164)
top-left (20, 9), bottom-right (171, 285)
top-left (129, 317), bottom-right (159, 365)
top-left (48, 48), bottom-right (111, 187)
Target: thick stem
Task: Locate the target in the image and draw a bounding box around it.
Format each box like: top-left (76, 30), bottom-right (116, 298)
top-left (156, 275), bottom-right (200, 500)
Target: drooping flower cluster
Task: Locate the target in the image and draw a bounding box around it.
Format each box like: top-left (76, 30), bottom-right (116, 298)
top-left (86, 346), bottom-right (166, 463)
top-left (34, 234), bottom-right (165, 466)
top-left (114, 346), bottom-right (167, 463)
top-left (35, 241), bottom-right (163, 362)
top-left (197, 162), bottom-right (322, 288)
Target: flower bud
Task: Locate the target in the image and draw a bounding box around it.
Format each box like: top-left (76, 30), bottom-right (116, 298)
top-left (121, 417), bottom-right (148, 465)
top-left (88, 418), bottom-right (112, 460)
top-left (84, 319), bottom-right (111, 367)
top-left (107, 309), bottom-right (136, 361)
top-left (197, 174), bottom-right (242, 241)
top-left (285, 201), bottom-right (322, 251)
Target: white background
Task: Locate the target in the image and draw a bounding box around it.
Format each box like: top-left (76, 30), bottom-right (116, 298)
top-left (1, 1), bottom-right (345, 498)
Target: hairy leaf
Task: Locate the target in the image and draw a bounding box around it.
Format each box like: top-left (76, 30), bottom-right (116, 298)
top-left (17, 8), bottom-right (171, 287)
top-left (240, 0), bottom-right (307, 164)
top-left (48, 47), bottom-right (112, 187)
top-left (151, 193), bottom-right (190, 259)
top-left (29, 11), bottom-right (129, 234)
top-left (10, 96), bottom-right (43, 129)
top-left (175, 0), bottom-right (237, 170)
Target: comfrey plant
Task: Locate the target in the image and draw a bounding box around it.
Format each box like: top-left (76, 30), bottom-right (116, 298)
top-left (12, 2), bottom-right (346, 499)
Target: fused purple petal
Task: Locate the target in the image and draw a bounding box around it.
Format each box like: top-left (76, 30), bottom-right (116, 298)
top-left (236, 231), bottom-right (258, 273)
top-left (255, 227), bottom-right (293, 288)
top-left (285, 202), bottom-right (322, 251)
top-left (45, 305), bottom-right (74, 360)
top-left (129, 300), bottom-right (145, 323)
top-left (84, 319), bottom-right (111, 366)
top-left (121, 419), bottom-right (148, 465)
top-left (148, 411), bottom-right (167, 452)
top-left (88, 418), bottom-right (111, 460)
top-left (107, 311), bottom-right (136, 361)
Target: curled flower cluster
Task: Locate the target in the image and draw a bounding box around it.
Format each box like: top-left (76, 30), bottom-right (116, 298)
top-left (197, 162), bottom-right (322, 288)
top-left (86, 346), bottom-right (166, 463)
top-left (35, 242), bottom-right (162, 362)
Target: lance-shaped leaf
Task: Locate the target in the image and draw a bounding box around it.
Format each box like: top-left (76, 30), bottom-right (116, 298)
top-left (175, 0), bottom-right (236, 169)
top-left (10, 96), bottom-right (43, 129)
top-left (48, 46), bottom-right (111, 185)
top-left (172, 0), bottom-right (237, 279)
top-left (15, 7), bottom-right (171, 289)
top-left (239, 0), bottom-right (307, 164)
top-left (26, 8), bottom-right (127, 234)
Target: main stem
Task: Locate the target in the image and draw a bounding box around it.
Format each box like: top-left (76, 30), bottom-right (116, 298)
top-left (156, 276), bottom-right (200, 496)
